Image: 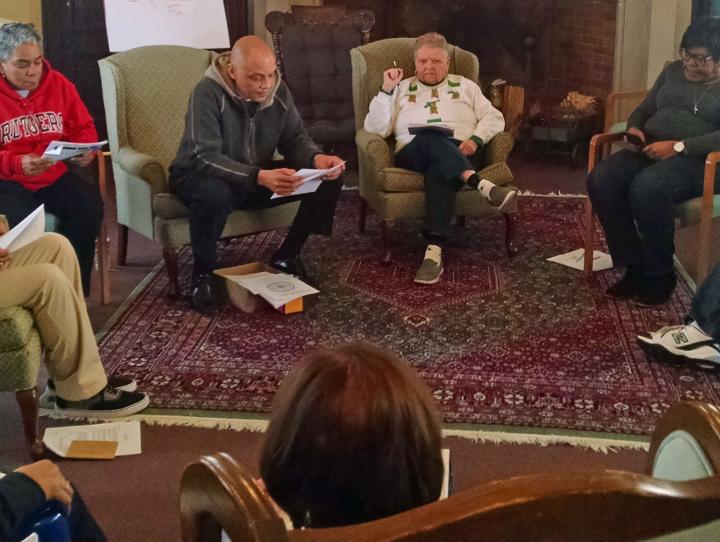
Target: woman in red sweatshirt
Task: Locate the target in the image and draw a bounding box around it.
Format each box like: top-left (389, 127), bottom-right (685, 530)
top-left (0, 22), bottom-right (102, 295)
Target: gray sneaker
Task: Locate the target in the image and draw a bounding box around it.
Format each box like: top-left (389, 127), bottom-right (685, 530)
top-left (487, 184), bottom-right (518, 211)
top-left (414, 245), bottom-right (443, 284)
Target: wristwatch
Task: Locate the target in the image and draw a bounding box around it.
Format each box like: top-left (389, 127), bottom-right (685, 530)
top-left (673, 140), bottom-right (685, 154)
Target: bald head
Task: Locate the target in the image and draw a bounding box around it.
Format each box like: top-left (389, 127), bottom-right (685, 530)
top-left (227, 36), bottom-right (278, 102)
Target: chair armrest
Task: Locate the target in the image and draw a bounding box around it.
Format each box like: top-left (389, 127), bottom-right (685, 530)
top-left (648, 402), bottom-right (720, 477)
top-left (115, 146), bottom-right (169, 194)
top-left (356, 129), bottom-right (393, 171)
top-left (588, 132), bottom-right (624, 172)
top-left (484, 132), bottom-right (514, 165)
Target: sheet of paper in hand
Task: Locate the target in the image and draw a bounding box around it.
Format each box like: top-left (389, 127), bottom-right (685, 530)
top-left (408, 123), bottom-right (455, 137)
top-left (270, 161), bottom-right (346, 199)
top-left (41, 140), bottom-right (108, 162)
top-left (0, 205), bottom-right (45, 253)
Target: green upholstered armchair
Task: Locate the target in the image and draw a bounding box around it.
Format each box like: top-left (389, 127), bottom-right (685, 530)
top-left (0, 306), bottom-right (43, 457)
top-left (98, 45), bottom-right (299, 296)
top-left (350, 38), bottom-right (517, 261)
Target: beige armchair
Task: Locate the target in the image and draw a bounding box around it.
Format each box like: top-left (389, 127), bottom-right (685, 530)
top-left (99, 45), bottom-right (299, 296)
top-left (350, 38), bottom-right (517, 261)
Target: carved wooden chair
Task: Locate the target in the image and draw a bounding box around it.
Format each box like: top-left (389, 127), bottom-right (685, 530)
top-left (583, 89), bottom-right (720, 282)
top-left (180, 401), bottom-right (720, 542)
top-left (264, 6), bottom-right (375, 172)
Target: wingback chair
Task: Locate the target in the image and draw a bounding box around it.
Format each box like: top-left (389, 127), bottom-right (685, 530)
top-left (98, 45), bottom-right (299, 296)
top-left (264, 7), bottom-right (375, 174)
top-left (351, 38), bottom-right (517, 261)
top-left (179, 401), bottom-right (720, 542)
top-left (583, 89), bottom-right (720, 282)
top-left (0, 306), bottom-right (43, 458)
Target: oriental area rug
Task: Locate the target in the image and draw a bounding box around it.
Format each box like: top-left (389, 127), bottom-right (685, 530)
top-left (99, 194), bottom-right (716, 436)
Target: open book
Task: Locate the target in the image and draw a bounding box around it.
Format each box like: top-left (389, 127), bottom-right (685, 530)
top-left (408, 123), bottom-right (455, 137)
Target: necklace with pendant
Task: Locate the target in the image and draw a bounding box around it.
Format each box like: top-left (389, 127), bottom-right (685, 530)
top-left (692, 84), bottom-right (712, 114)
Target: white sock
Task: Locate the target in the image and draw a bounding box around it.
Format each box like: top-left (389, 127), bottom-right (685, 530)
top-left (478, 179), bottom-right (494, 199)
top-left (424, 244), bottom-right (441, 263)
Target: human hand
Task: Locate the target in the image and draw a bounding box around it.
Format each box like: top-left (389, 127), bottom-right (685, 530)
top-left (313, 154), bottom-right (345, 179)
top-left (458, 139), bottom-right (478, 156)
top-left (624, 127), bottom-right (646, 149)
top-left (643, 140), bottom-right (676, 160)
top-left (257, 168), bottom-right (303, 196)
top-left (70, 150), bottom-right (96, 167)
top-left (21, 154), bottom-right (54, 176)
top-left (15, 460), bottom-right (74, 507)
top-left (382, 68), bottom-right (404, 93)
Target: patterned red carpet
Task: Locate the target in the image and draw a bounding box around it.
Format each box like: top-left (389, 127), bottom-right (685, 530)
top-left (100, 194), bottom-right (715, 435)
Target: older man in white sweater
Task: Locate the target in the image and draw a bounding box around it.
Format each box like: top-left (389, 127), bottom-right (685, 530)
top-left (364, 32), bottom-right (516, 285)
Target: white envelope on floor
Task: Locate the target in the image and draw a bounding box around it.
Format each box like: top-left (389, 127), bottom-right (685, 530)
top-left (547, 248), bottom-right (613, 272)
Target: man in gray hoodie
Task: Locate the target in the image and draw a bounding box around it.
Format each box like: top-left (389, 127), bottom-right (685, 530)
top-left (169, 36), bottom-right (344, 313)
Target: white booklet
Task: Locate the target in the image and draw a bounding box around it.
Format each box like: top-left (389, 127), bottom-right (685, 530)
top-left (43, 421), bottom-right (142, 457)
top-left (41, 139), bottom-right (107, 162)
top-left (270, 161), bottom-right (346, 199)
top-left (408, 123), bottom-right (455, 137)
top-left (0, 205), bottom-right (45, 252)
top-left (547, 248), bottom-right (613, 272)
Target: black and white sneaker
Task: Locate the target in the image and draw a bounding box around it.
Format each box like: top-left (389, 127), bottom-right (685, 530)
top-left (40, 374), bottom-right (138, 409)
top-left (637, 322), bottom-right (720, 370)
top-left (55, 387), bottom-right (149, 418)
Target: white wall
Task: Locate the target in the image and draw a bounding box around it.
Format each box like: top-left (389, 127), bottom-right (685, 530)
top-left (613, 0), bottom-right (692, 92)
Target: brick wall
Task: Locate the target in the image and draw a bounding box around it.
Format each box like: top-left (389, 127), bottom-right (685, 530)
top-left (547, 0), bottom-right (617, 102)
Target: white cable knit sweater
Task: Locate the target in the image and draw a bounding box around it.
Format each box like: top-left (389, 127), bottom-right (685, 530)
top-left (363, 74), bottom-right (504, 153)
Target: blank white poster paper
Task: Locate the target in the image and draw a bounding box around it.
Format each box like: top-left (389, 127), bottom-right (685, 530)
top-left (104, 0), bottom-right (230, 52)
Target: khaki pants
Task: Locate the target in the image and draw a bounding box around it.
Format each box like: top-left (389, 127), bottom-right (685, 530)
top-left (0, 233), bottom-right (107, 400)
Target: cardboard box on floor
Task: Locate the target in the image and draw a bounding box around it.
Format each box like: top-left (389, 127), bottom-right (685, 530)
top-left (214, 262), bottom-right (303, 314)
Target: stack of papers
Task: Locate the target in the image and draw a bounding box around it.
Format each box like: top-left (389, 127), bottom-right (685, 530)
top-left (271, 161), bottom-right (345, 199)
top-left (408, 123), bottom-right (455, 137)
top-left (43, 421), bottom-right (142, 458)
top-left (227, 271), bottom-right (319, 308)
top-left (0, 205), bottom-right (45, 253)
top-left (41, 140), bottom-right (107, 162)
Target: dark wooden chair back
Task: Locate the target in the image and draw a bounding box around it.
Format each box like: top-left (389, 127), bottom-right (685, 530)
top-left (180, 402), bottom-right (720, 542)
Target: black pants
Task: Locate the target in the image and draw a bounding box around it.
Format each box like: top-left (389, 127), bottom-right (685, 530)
top-left (171, 174), bottom-right (343, 275)
top-left (586, 149), bottom-right (720, 278)
top-left (395, 130), bottom-right (482, 237)
top-left (0, 173), bottom-right (103, 295)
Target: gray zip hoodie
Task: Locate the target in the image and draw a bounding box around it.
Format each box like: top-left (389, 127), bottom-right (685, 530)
top-left (169, 52), bottom-right (321, 193)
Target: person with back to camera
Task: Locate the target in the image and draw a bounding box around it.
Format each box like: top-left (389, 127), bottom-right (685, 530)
top-left (258, 341), bottom-right (443, 528)
top-left (0, 22), bottom-right (103, 297)
top-left (587, 17), bottom-right (720, 306)
top-left (363, 32), bottom-right (517, 285)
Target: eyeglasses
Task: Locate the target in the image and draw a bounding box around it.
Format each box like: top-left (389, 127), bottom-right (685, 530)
top-left (680, 48), bottom-right (715, 66)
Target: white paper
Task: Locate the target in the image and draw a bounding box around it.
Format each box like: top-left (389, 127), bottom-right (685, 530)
top-left (270, 162), bottom-right (346, 200)
top-left (235, 273), bottom-right (319, 308)
top-left (104, 0), bottom-right (230, 52)
top-left (547, 248), bottom-right (613, 272)
top-left (0, 205), bottom-right (45, 253)
top-left (41, 140), bottom-right (107, 162)
top-left (20, 534), bottom-right (39, 542)
top-left (43, 421), bottom-right (142, 457)
top-left (440, 448), bottom-right (450, 500)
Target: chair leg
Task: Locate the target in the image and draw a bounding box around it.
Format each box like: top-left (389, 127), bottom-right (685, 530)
top-left (117, 224), bottom-right (129, 266)
top-left (380, 220), bottom-right (391, 264)
top-left (583, 199), bottom-right (595, 278)
top-left (164, 247), bottom-right (181, 297)
top-left (504, 213), bottom-right (518, 256)
top-left (358, 197), bottom-right (367, 233)
top-left (16, 388), bottom-right (44, 458)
